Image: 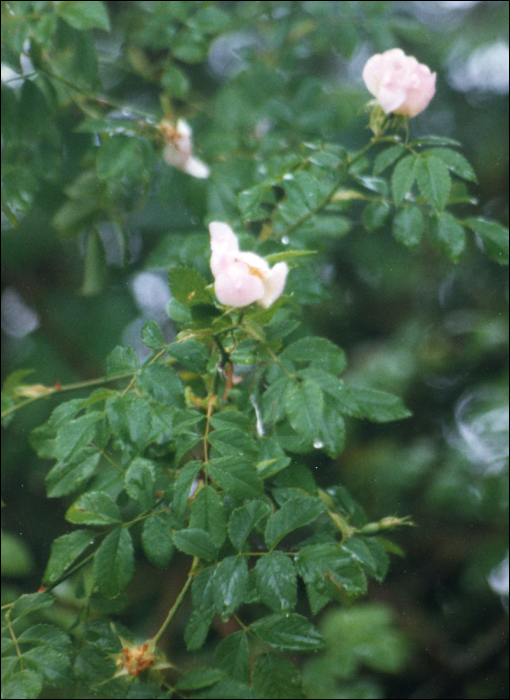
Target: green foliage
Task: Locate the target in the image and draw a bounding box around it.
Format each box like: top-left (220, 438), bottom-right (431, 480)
top-left (1, 1), bottom-right (508, 699)
top-left (303, 604), bottom-right (409, 698)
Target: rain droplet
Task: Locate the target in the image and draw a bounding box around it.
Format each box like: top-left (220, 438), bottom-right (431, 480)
top-left (282, 236), bottom-right (290, 245)
top-left (313, 439), bottom-right (324, 449)
top-left (283, 173), bottom-right (294, 180)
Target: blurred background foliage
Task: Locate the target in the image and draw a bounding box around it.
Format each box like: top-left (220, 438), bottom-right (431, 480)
top-left (1, 2), bottom-right (508, 698)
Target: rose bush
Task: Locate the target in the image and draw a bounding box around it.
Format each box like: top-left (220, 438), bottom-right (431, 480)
top-left (1, 3), bottom-right (508, 700)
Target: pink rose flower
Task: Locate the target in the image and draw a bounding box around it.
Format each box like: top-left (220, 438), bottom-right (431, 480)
top-left (160, 119), bottom-right (210, 178)
top-left (363, 48), bottom-right (436, 117)
top-left (209, 222), bottom-right (288, 308)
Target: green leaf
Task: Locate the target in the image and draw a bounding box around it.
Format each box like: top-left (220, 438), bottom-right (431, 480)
top-left (185, 607), bottom-right (215, 651)
top-left (255, 550), bottom-right (297, 613)
top-left (317, 397), bottom-right (346, 458)
top-left (167, 297), bottom-right (193, 324)
top-left (256, 438), bottom-right (291, 479)
top-left (93, 527), bottom-right (134, 597)
top-left (54, 412), bottom-right (101, 461)
top-left (295, 544), bottom-right (368, 599)
top-left (189, 6), bottom-right (231, 33)
top-left (66, 492), bottom-right (122, 526)
top-left (80, 229), bottom-right (106, 296)
top-left (342, 538), bottom-right (389, 583)
top-left (124, 458), bottom-right (155, 510)
top-left (285, 380), bottom-right (324, 443)
top-left (1, 532), bottom-right (34, 577)
top-left (172, 29), bottom-right (208, 63)
top-left (173, 528), bottom-right (218, 560)
top-left (215, 631), bottom-right (250, 683)
top-left (185, 568), bottom-right (216, 650)
top-left (17, 624), bottom-right (73, 686)
top-left (138, 363), bottom-right (184, 406)
top-left (212, 556), bottom-right (249, 619)
top-left (167, 338), bottom-right (208, 372)
top-left (96, 136), bottom-right (141, 180)
top-left (415, 155), bottom-right (451, 211)
top-left (318, 603), bottom-right (409, 677)
top-left (264, 249), bottom-right (317, 265)
top-left (466, 217), bottom-right (509, 265)
top-left (347, 387), bottom-right (412, 422)
top-left (238, 183), bottom-right (276, 222)
top-left (265, 494), bottom-right (324, 549)
top-left (391, 155), bottom-right (417, 206)
top-left (9, 593), bottom-right (54, 621)
top-left (429, 212), bottom-right (466, 262)
top-left (210, 410), bottom-right (252, 431)
top-left (208, 457), bottom-right (264, 500)
top-left (173, 461), bottom-right (202, 517)
top-left (427, 148), bottom-right (477, 182)
top-left (252, 654), bottom-right (305, 700)
top-left (189, 680), bottom-right (254, 699)
top-left (176, 668), bottom-right (225, 691)
top-left (57, 1), bottom-right (110, 31)
top-left (298, 369), bottom-right (361, 418)
top-left (105, 345), bottom-right (138, 377)
top-left (392, 205), bottom-right (425, 248)
top-left (261, 376), bottom-right (291, 425)
top-left (282, 338), bottom-right (347, 375)
top-left (43, 529), bottom-right (96, 585)
top-left (161, 65), bottom-right (190, 99)
top-left (46, 449), bottom-right (101, 497)
top-left (251, 613), bottom-right (324, 652)
top-left (327, 486), bottom-right (368, 527)
top-left (190, 486), bottom-right (227, 548)
top-left (362, 201), bottom-right (392, 232)
top-left (141, 512), bottom-right (175, 567)
top-left (229, 499), bottom-right (271, 551)
top-left (208, 428), bottom-right (259, 460)
top-left (141, 320), bottom-right (165, 349)
top-left (168, 266), bottom-right (212, 306)
top-left (2, 669), bottom-right (43, 699)
top-left (107, 395), bottom-right (152, 448)
top-left (2, 368), bottom-right (35, 396)
top-left (373, 144), bottom-right (406, 175)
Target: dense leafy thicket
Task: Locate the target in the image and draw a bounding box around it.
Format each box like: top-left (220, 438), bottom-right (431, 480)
top-left (2, 2), bottom-right (508, 699)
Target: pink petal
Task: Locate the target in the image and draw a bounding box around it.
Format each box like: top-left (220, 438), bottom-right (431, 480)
top-left (214, 263), bottom-right (265, 307)
top-left (260, 262), bottom-right (288, 308)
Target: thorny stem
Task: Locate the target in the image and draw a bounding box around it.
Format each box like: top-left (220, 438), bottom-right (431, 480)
top-left (1, 372), bottom-right (136, 420)
top-left (202, 394), bottom-right (215, 464)
top-left (5, 616), bottom-right (24, 671)
top-left (152, 558), bottom-right (199, 646)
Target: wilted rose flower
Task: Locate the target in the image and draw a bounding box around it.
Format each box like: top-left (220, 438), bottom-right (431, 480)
top-left (209, 222), bottom-right (288, 308)
top-left (160, 118), bottom-right (210, 178)
top-left (363, 48), bottom-right (436, 118)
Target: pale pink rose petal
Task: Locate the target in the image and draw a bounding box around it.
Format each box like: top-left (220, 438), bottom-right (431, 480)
top-left (394, 68), bottom-right (436, 117)
top-left (260, 262), bottom-right (289, 308)
top-left (184, 156), bottom-right (210, 179)
top-left (214, 262), bottom-right (265, 307)
top-left (236, 250), bottom-right (271, 276)
top-left (209, 222), bottom-right (240, 277)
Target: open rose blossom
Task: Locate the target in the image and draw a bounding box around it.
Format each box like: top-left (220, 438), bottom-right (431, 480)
top-left (160, 118), bottom-right (210, 178)
top-left (363, 49), bottom-right (436, 118)
top-left (209, 222), bottom-right (288, 308)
